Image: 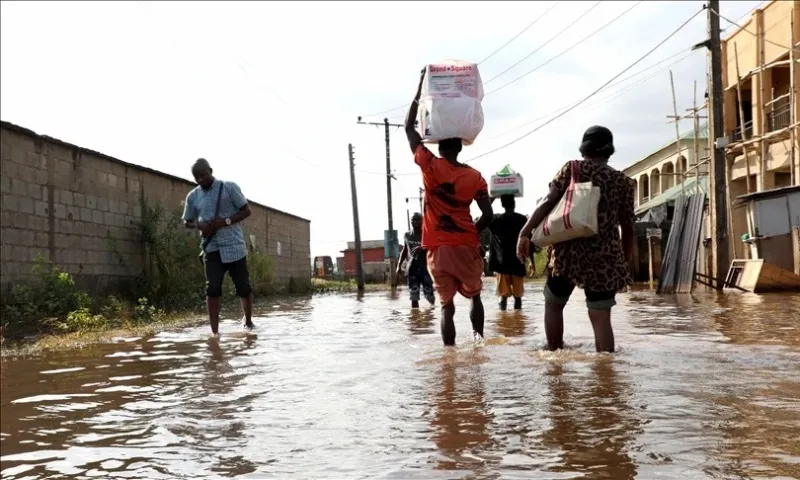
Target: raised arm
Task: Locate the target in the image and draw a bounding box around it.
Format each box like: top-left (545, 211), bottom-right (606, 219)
top-left (405, 68), bottom-right (426, 154)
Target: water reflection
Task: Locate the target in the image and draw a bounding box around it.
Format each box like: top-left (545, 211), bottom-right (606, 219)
top-left (495, 311), bottom-right (527, 338)
top-left (430, 351), bottom-right (494, 475)
top-left (542, 359), bottom-right (639, 479)
top-left (1, 285), bottom-right (799, 479)
top-left (407, 309), bottom-right (436, 336)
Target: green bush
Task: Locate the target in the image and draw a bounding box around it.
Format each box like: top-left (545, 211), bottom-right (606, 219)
top-left (135, 200), bottom-right (206, 310)
top-left (247, 249), bottom-right (274, 296)
top-left (1, 256), bottom-right (93, 337)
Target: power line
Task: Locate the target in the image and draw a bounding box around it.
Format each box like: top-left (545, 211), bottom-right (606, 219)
top-left (709, 5), bottom-right (800, 52)
top-left (361, 1), bottom-right (601, 118)
top-left (484, 1), bottom-right (642, 96)
top-left (383, 3), bottom-right (758, 125)
top-left (482, 1), bottom-right (602, 86)
top-left (477, 1), bottom-right (561, 65)
top-left (490, 47), bottom-right (695, 140)
top-left (463, 7), bottom-right (705, 164)
top-left (391, 50), bottom-right (699, 178)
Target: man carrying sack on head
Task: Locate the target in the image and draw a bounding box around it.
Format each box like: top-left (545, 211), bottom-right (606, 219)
top-left (182, 158), bottom-right (255, 336)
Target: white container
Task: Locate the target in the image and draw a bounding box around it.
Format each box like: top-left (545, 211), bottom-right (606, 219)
top-left (419, 96), bottom-right (484, 146)
top-left (418, 60), bottom-right (485, 145)
top-left (489, 165), bottom-right (524, 198)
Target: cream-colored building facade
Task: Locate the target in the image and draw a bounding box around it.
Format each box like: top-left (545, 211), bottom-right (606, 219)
top-left (718, 0), bottom-right (799, 260)
top-left (623, 128), bottom-right (708, 210)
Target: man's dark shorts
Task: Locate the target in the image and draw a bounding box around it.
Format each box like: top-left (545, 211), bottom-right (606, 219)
top-left (543, 275), bottom-right (616, 310)
top-left (203, 251), bottom-right (252, 298)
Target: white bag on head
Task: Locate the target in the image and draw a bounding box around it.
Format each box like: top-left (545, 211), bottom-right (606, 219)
top-left (418, 60), bottom-right (485, 146)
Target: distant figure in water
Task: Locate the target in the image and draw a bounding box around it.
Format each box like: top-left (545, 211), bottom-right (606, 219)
top-left (182, 158), bottom-right (256, 336)
top-left (488, 194), bottom-right (531, 311)
top-left (516, 126), bottom-right (636, 353)
top-left (404, 68), bottom-right (494, 346)
top-left (397, 212), bottom-right (435, 308)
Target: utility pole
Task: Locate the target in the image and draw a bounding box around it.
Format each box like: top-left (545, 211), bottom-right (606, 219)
top-left (706, 0), bottom-right (729, 289)
top-left (348, 143), bottom-right (365, 292)
top-left (356, 116), bottom-right (404, 288)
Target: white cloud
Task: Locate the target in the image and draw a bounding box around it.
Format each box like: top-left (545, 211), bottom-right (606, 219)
top-left (0, 0), bottom-right (763, 258)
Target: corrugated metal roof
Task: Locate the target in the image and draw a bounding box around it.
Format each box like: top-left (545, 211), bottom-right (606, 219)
top-left (635, 176), bottom-right (708, 215)
top-left (733, 185), bottom-right (800, 206)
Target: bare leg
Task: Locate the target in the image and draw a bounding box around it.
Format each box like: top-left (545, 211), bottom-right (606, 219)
top-left (207, 297), bottom-right (222, 335)
top-left (441, 302), bottom-right (456, 346)
top-left (588, 309), bottom-right (614, 353)
top-left (543, 301), bottom-right (565, 350)
top-left (241, 294), bottom-right (254, 329)
top-left (470, 295), bottom-right (484, 338)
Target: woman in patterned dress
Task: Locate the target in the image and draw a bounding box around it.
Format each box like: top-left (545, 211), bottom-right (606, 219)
top-left (516, 126), bottom-right (636, 353)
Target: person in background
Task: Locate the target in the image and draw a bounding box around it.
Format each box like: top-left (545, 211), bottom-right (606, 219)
top-left (397, 212), bottom-right (435, 308)
top-left (182, 158), bottom-right (255, 336)
top-left (488, 194), bottom-right (530, 311)
top-left (516, 126), bottom-right (635, 353)
top-left (405, 68), bottom-right (494, 346)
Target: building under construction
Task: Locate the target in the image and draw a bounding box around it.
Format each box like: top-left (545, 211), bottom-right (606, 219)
top-left (716, 0), bottom-right (800, 288)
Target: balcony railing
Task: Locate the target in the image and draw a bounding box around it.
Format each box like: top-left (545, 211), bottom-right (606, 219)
top-left (766, 96), bottom-right (791, 132)
top-left (731, 120), bottom-right (754, 141)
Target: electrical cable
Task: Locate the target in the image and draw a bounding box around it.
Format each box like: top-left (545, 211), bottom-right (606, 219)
top-left (463, 7), bottom-right (705, 164)
top-left (482, 1), bottom-right (602, 86)
top-left (477, 1), bottom-right (561, 65)
top-left (361, 1), bottom-right (603, 117)
top-left (709, 6), bottom-right (800, 52)
top-left (483, 1), bottom-right (641, 94)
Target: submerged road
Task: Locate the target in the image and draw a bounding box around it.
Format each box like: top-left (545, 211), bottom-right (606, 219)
top-left (1, 280), bottom-right (799, 479)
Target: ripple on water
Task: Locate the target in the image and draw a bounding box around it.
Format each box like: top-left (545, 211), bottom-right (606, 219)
top-left (1, 287), bottom-right (799, 479)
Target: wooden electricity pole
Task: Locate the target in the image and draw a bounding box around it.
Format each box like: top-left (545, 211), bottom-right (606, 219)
top-left (356, 117), bottom-right (404, 288)
top-left (348, 143), bottom-right (365, 292)
top-left (707, 0), bottom-right (730, 289)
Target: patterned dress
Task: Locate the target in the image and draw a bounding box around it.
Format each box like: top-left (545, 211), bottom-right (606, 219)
top-left (545, 160), bottom-right (636, 293)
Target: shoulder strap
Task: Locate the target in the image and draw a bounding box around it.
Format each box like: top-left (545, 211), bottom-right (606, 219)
top-left (214, 181), bottom-right (225, 218)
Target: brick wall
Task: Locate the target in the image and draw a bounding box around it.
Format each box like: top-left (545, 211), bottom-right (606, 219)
top-left (0, 121), bottom-right (311, 300)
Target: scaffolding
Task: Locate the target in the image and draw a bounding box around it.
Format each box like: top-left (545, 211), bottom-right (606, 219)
top-left (723, 17), bottom-right (799, 189)
top-left (720, 8), bottom-right (799, 270)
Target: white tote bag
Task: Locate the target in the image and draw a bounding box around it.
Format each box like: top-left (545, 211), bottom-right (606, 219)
top-left (531, 161), bottom-right (600, 247)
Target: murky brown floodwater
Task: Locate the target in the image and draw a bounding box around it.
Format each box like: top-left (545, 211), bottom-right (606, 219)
top-left (2, 279), bottom-right (800, 480)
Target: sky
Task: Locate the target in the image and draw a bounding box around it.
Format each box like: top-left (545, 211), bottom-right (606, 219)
top-left (0, 0), bottom-right (764, 259)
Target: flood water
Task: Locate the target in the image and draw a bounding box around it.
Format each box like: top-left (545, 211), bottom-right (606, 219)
top-left (2, 279), bottom-right (800, 480)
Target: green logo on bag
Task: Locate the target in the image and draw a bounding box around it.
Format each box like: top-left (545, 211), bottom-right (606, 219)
top-left (496, 165), bottom-right (516, 176)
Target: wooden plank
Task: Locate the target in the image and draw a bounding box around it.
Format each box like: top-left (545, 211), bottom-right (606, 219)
top-left (755, 262), bottom-right (800, 292)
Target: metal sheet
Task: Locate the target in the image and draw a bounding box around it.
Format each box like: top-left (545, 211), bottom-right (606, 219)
top-left (675, 193), bottom-right (705, 293)
top-left (656, 193), bottom-right (705, 294)
top-left (657, 195), bottom-right (687, 294)
top-left (754, 196), bottom-right (790, 237)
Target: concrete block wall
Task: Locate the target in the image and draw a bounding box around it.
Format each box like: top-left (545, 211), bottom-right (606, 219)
top-left (0, 121), bottom-right (311, 300)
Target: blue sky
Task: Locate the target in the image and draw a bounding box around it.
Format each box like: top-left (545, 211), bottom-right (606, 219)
top-left (0, 0), bottom-right (763, 258)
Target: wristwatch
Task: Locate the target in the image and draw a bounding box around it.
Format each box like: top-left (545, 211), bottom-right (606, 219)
top-left (225, 218), bottom-right (232, 226)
